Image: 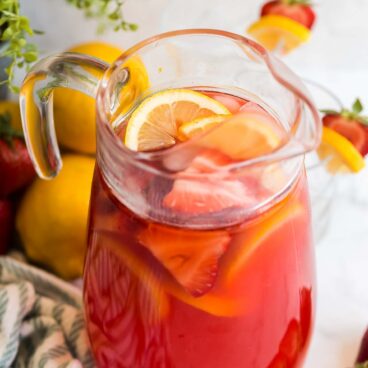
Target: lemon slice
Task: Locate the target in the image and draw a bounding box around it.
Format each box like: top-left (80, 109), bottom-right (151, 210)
top-left (125, 89), bottom-right (230, 151)
top-left (247, 15), bottom-right (311, 54)
top-left (318, 126), bottom-right (366, 173)
top-left (178, 114), bottom-right (231, 141)
top-left (225, 202), bottom-right (304, 284)
top-left (179, 108), bottom-right (282, 160)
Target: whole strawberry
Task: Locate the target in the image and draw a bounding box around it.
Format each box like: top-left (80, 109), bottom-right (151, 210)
top-left (322, 99), bottom-right (368, 157)
top-left (0, 198), bottom-right (13, 254)
top-left (261, 0), bottom-right (316, 29)
top-left (0, 112), bottom-right (35, 196)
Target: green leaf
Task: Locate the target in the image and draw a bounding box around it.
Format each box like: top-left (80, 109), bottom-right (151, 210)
top-left (108, 12), bottom-right (119, 21)
top-left (23, 51), bottom-right (38, 63)
top-left (10, 85), bottom-right (20, 94)
top-left (352, 98), bottom-right (364, 114)
top-left (128, 23), bottom-right (138, 31)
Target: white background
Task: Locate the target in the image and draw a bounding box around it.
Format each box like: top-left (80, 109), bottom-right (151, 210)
top-left (19, 1), bottom-right (368, 367)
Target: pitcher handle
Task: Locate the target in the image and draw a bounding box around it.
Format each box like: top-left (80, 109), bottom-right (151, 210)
top-left (19, 53), bottom-right (109, 179)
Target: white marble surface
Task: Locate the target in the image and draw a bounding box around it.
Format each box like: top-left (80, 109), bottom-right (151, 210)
top-left (18, 1), bottom-right (368, 367)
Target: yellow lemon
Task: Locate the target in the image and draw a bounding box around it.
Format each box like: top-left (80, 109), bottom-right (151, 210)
top-left (54, 41), bottom-right (149, 154)
top-left (318, 126), bottom-right (366, 173)
top-left (247, 15), bottom-right (311, 54)
top-left (178, 111), bottom-right (282, 160)
top-left (16, 154), bottom-right (95, 279)
top-left (125, 89), bottom-right (230, 151)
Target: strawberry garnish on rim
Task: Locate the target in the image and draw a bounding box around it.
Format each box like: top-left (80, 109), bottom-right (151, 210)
top-left (261, 0), bottom-right (316, 30)
top-left (322, 99), bottom-right (368, 157)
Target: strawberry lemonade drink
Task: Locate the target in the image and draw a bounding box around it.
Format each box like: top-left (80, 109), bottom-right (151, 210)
top-left (20, 30), bottom-right (321, 368)
top-left (85, 90), bottom-right (314, 368)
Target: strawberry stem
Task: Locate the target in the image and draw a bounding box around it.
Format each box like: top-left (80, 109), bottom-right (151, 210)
top-left (0, 112), bottom-right (24, 148)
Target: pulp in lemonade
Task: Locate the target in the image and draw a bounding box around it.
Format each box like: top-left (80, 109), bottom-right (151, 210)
top-left (83, 90), bottom-right (315, 367)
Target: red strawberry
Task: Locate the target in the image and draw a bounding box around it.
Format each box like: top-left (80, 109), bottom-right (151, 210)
top-left (261, 0), bottom-right (316, 30)
top-left (0, 198), bottom-right (14, 254)
top-left (0, 112), bottom-right (35, 196)
top-left (184, 149), bottom-right (233, 173)
top-left (322, 99), bottom-right (368, 157)
top-left (163, 149), bottom-right (257, 214)
top-left (139, 225), bottom-right (230, 297)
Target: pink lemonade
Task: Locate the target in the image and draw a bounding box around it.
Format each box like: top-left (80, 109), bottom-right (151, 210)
top-left (83, 91), bottom-right (315, 368)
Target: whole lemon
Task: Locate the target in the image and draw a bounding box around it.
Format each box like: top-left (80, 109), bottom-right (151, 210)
top-left (16, 154), bottom-right (95, 279)
top-left (53, 42), bottom-right (124, 154)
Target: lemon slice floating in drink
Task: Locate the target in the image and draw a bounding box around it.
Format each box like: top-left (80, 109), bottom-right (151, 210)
top-left (247, 15), bottom-right (311, 54)
top-left (179, 105), bottom-right (282, 160)
top-left (177, 114), bottom-right (231, 141)
top-left (125, 89), bottom-right (230, 151)
top-left (224, 201), bottom-right (304, 284)
top-left (318, 126), bottom-right (366, 173)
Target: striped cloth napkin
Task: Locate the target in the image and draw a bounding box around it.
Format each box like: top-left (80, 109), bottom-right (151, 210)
top-left (0, 256), bottom-right (95, 368)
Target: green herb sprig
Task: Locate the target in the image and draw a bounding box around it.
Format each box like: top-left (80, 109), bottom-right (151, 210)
top-left (65, 0), bottom-right (138, 32)
top-left (0, 0), bottom-right (137, 93)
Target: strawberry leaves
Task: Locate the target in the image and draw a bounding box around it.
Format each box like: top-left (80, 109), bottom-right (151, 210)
top-left (352, 98), bottom-right (364, 115)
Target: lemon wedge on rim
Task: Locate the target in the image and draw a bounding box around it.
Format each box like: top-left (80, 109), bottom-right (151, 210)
top-left (318, 126), bottom-right (366, 173)
top-left (247, 15), bottom-right (311, 54)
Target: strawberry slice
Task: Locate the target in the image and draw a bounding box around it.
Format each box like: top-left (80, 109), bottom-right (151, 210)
top-left (163, 179), bottom-right (254, 214)
top-left (184, 149), bottom-right (232, 173)
top-left (139, 225), bottom-right (230, 297)
top-left (260, 0), bottom-right (316, 30)
top-left (322, 99), bottom-right (368, 157)
top-left (163, 149), bottom-right (257, 214)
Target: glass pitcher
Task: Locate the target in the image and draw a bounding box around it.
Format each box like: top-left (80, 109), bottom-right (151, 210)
top-left (20, 30), bottom-right (320, 368)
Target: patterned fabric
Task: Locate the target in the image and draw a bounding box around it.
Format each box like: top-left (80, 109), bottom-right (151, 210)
top-left (0, 257), bottom-right (96, 368)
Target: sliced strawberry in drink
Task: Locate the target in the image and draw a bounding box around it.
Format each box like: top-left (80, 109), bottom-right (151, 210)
top-left (139, 225), bottom-right (230, 297)
top-left (163, 149), bottom-right (256, 214)
top-left (184, 149), bottom-right (233, 173)
top-left (163, 178), bottom-right (254, 215)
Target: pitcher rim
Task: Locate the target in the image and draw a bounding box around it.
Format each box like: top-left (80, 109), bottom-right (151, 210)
top-left (95, 28), bottom-right (320, 176)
